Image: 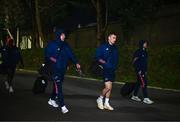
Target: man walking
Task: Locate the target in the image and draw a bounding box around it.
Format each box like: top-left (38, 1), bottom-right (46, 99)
top-left (1, 38), bottom-right (24, 93)
top-left (96, 33), bottom-right (119, 111)
top-left (131, 40), bottom-right (154, 104)
top-left (45, 29), bottom-right (81, 114)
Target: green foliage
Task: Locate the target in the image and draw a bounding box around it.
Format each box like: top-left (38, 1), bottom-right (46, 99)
top-left (21, 45), bottom-right (180, 89)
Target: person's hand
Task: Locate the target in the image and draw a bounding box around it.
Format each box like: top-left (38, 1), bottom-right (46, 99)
top-left (76, 63), bottom-right (81, 69)
top-left (99, 59), bottom-right (106, 64)
top-left (50, 57), bottom-right (56, 63)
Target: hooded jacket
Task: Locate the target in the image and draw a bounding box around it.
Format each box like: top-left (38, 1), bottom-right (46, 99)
top-left (0, 45), bottom-right (23, 67)
top-left (95, 42), bottom-right (119, 71)
top-left (133, 40), bottom-right (148, 74)
top-left (45, 29), bottom-right (78, 72)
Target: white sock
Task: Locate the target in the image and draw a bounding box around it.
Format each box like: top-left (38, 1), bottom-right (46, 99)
top-left (99, 95), bottom-right (103, 99)
top-left (105, 98), bottom-right (109, 104)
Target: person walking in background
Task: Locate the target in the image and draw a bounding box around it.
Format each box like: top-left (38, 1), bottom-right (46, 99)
top-left (131, 40), bottom-right (154, 104)
top-left (96, 33), bottom-right (119, 111)
top-left (45, 29), bottom-right (81, 114)
top-left (1, 37), bottom-right (24, 93)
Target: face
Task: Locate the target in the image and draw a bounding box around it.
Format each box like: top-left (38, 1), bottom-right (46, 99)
top-left (108, 34), bottom-right (117, 45)
top-left (143, 42), bottom-right (148, 48)
top-left (60, 33), bottom-right (66, 41)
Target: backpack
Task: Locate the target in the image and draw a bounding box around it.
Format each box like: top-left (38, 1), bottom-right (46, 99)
top-left (120, 82), bottom-right (136, 97)
top-left (32, 76), bottom-right (48, 94)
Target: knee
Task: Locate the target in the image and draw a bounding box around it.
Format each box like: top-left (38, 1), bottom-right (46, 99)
top-left (105, 87), bottom-right (112, 92)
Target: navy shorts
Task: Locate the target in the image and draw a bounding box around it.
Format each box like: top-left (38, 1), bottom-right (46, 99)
top-left (103, 68), bottom-right (115, 82)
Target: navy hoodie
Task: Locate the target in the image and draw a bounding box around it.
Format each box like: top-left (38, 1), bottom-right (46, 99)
top-left (0, 45), bottom-right (23, 67)
top-left (133, 40), bottom-right (148, 74)
top-left (45, 29), bottom-right (78, 72)
top-left (95, 42), bottom-right (119, 71)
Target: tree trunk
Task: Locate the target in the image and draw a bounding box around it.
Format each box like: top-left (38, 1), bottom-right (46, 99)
top-left (92, 0), bottom-right (107, 46)
top-left (16, 27), bottom-right (19, 47)
top-left (35, 0), bottom-right (44, 48)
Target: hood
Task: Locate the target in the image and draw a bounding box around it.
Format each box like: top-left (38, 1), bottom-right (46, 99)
top-left (139, 40), bottom-right (146, 49)
top-left (55, 29), bottom-right (64, 40)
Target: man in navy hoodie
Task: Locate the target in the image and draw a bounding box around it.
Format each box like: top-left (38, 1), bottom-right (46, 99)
top-left (96, 33), bottom-right (119, 111)
top-left (131, 40), bottom-right (154, 104)
top-left (1, 38), bottom-right (24, 93)
top-left (45, 29), bottom-right (81, 114)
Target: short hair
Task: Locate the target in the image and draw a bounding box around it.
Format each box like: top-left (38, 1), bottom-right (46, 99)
top-left (108, 32), bottom-right (117, 37)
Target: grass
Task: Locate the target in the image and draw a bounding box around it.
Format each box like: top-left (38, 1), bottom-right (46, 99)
top-left (21, 45), bottom-right (180, 90)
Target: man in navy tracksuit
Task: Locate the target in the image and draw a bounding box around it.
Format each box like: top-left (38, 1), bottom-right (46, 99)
top-left (45, 29), bottom-right (81, 114)
top-left (96, 33), bottom-right (119, 111)
top-left (131, 40), bottom-right (154, 104)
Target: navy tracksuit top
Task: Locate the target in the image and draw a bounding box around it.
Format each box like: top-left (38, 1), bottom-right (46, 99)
top-left (95, 42), bottom-right (119, 71)
top-left (45, 31), bottom-right (78, 72)
top-left (133, 40), bottom-right (148, 74)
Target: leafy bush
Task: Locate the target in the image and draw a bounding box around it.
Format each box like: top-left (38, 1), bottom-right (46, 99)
top-left (21, 45), bottom-right (180, 89)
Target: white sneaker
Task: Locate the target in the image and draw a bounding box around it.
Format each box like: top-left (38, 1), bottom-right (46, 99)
top-left (5, 81), bottom-right (9, 89)
top-left (48, 99), bottom-right (59, 108)
top-left (104, 102), bottom-right (114, 111)
top-left (131, 96), bottom-right (141, 102)
top-left (61, 106), bottom-right (69, 114)
top-left (9, 86), bottom-right (14, 93)
top-left (143, 98), bottom-right (154, 104)
top-left (96, 98), bottom-right (104, 110)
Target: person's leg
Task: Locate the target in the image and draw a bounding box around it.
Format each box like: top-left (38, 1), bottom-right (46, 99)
top-left (131, 73), bottom-right (141, 101)
top-left (53, 71), bottom-right (68, 114)
top-left (133, 74), bottom-right (141, 96)
top-left (142, 75), bottom-right (148, 98)
top-left (7, 67), bottom-right (15, 86)
top-left (6, 66), bottom-right (15, 93)
top-left (142, 75), bottom-right (154, 104)
top-left (48, 81), bottom-right (59, 108)
top-left (103, 81), bottom-right (114, 110)
top-left (50, 81), bottom-right (57, 100)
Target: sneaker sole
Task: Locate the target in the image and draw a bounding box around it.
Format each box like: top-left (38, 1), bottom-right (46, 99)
top-left (62, 110), bottom-right (69, 114)
top-left (131, 98), bottom-right (141, 102)
top-left (97, 105), bottom-right (104, 110)
top-left (48, 101), bottom-right (59, 108)
top-left (143, 101), bottom-right (154, 104)
top-left (96, 100), bottom-right (104, 110)
top-left (104, 106), bottom-right (114, 111)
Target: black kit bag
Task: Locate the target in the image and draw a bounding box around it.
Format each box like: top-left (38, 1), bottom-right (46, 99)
top-left (120, 82), bottom-right (136, 97)
top-left (90, 59), bottom-right (103, 77)
top-left (38, 63), bottom-right (53, 81)
top-left (90, 47), bottom-right (114, 77)
top-left (32, 42), bottom-right (64, 94)
top-left (32, 76), bottom-right (48, 94)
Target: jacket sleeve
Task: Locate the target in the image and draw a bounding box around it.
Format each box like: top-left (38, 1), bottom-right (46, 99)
top-left (95, 45), bottom-right (104, 62)
top-left (133, 50), bottom-right (141, 73)
top-left (66, 44), bottom-right (78, 64)
top-left (17, 48), bottom-right (24, 65)
top-left (45, 42), bottom-right (55, 62)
